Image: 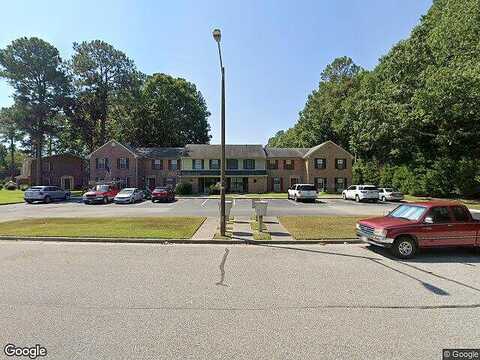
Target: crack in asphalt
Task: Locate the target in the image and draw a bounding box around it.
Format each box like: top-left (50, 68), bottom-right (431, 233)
top-left (215, 248), bottom-right (230, 287)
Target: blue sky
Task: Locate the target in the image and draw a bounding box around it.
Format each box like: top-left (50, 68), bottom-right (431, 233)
top-left (0, 0), bottom-right (432, 145)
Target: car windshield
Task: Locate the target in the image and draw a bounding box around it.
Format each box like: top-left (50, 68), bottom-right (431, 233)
top-left (29, 187), bottom-right (43, 191)
top-left (384, 188), bottom-right (394, 192)
top-left (388, 204), bottom-right (426, 221)
top-left (119, 189), bottom-right (134, 194)
top-left (362, 186), bottom-right (378, 191)
top-left (154, 188), bottom-right (167, 192)
top-left (94, 185), bottom-right (110, 192)
top-left (298, 185), bottom-right (316, 191)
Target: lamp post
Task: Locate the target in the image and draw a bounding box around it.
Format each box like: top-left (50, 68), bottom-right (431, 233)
top-left (212, 28), bottom-right (226, 236)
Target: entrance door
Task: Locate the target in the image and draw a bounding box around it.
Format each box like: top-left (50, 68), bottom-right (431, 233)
top-left (61, 176), bottom-right (73, 190)
top-left (230, 177), bottom-right (244, 193)
top-left (273, 177), bottom-right (281, 192)
top-left (147, 177), bottom-right (156, 190)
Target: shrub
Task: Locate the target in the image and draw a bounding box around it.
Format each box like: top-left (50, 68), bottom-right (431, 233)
top-left (423, 158), bottom-right (457, 198)
top-left (3, 181), bottom-right (18, 190)
top-left (19, 184), bottom-right (29, 191)
top-left (379, 165), bottom-right (396, 187)
top-left (391, 166), bottom-right (425, 195)
top-left (175, 182), bottom-right (193, 195)
top-left (208, 183), bottom-right (220, 195)
top-left (455, 159), bottom-right (480, 197)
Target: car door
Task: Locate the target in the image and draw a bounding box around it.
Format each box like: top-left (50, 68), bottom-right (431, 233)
top-left (448, 205), bottom-right (477, 246)
top-left (417, 206), bottom-right (456, 247)
top-left (346, 186), bottom-right (356, 199)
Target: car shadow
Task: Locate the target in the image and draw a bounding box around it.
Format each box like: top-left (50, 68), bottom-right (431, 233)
top-left (366, 245), bottom-right (480, 264)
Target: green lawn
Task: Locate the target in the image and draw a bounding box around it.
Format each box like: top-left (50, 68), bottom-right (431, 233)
top-left (0, 217), bottom-right (206, 239)
top-left (0, 190), bottom-right (25, 205)
top-left (404, 195), bottom-right (480, 210)
top-left (279, 216), bottom-right (367, 240)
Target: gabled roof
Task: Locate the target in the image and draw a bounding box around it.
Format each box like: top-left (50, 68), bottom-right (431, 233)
top-left (264, 147), bottom-right (309, 158)
top-left (302, 140), bottom-right (354, 159)
top-left (87, 140), bottom-right (138, 159)
top-left (184, 144), bottom-right (266, 159)
top-left (134, 147), bottom-right (184, 159)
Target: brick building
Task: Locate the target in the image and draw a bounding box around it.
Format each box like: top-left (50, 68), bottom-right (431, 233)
top-left (87, 139), bottom-right (353, 193)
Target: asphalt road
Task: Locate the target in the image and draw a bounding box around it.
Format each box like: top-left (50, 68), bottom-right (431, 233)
top-left (0, 198), bottom-right (402, 222)
top-left (0, 241), bottom-right (479, 359)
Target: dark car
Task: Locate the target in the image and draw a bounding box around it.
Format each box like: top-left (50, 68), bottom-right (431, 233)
top-left (151, 187), bottom-right (175, 202)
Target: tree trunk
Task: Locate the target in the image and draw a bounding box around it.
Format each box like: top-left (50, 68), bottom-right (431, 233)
top-left (9, 137), bottom-right (15, 181)
top-left (35, 138), bottom-right (42, 186)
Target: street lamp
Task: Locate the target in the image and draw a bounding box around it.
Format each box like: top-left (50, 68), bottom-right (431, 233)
top-left (212, 28), bottom-right (226, 236)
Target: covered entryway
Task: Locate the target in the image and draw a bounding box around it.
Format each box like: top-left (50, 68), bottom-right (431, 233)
top-left (61, 175), bottom-right (74, 190)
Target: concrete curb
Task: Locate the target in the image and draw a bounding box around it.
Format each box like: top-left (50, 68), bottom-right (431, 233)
top-left (0, 235), bottom-right (360, 245)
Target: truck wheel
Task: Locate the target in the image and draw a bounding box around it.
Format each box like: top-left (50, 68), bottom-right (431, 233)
top-left (392, 236), bottom-right (417, 259)
top-left (342, 193), bottom-right (346, 200)
top-left (25, 200), bottom-right (33, 204)
top-left (355, 195), bottom-right (360, 202)
top-left (44, 196), bottom-right (51, 204)
top-left (103, 197), bottom-right (108, 204)
top-left (382, 196), bottom-right (386, 202)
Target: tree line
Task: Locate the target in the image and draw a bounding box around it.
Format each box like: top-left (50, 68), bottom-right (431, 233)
top-left (268, 0), bottom-right (480, 197)
top-left (0, 38), bottom-right (211, 181)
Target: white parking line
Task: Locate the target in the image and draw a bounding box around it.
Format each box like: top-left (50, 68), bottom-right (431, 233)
top-left (201, 199), bottom-right (209, 207)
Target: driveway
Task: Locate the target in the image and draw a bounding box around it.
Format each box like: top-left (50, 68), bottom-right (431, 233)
top-left (0, 198), bottom-right (401, 222)
top-left (0, 241), bottom-right (479, 359)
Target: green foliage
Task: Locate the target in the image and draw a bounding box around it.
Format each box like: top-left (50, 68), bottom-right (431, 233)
top-left (268, 0), bottom-right (480, 197)
top-left (175, 182), bottom-right (193, 195)
top-left (208, 183), bottom-right (220, 195)
top-left (352, 159), bottom-right (380, 185)
top-left (112, 73), bottom-right (211, 147)
top-left (3, 181), bottom-right (18, 190)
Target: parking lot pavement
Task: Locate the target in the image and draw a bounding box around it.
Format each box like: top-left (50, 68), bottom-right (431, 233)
top-left (0, 198), bottom-right (401, 222)
top-left (0, 241), bottom-right (479, 359)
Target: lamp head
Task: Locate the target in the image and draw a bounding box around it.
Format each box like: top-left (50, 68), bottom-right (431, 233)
top-left (212, 28), bottom-right (221, 43)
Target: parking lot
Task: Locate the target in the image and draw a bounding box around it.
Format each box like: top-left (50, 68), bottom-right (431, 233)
top-left (0, 197), bottom-right (403, 223)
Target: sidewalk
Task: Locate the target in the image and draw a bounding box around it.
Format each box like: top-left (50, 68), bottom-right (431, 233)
top-left (232, 216), bottom-right (254, 241)
top-left (191, 217), bottom-right (217, 240)
top-left (264, 216), bottom-right (293, 241)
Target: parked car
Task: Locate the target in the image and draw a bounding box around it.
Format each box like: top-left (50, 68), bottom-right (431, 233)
top-left (24, 186), bottom-right (70, 204)
top-left (356, 201), bottom-right (480, 258)
top-left (114, 188), bottom-right (144, 204)
top-left (83, 184), bottom-right (120, 204)
top-left (342, 185), bottom-right (379, 202)
top-left (378, 187), bottom-right (404, 202)
top-left (287, 184), bottom-right (317, 202)
top-left (151, 187), bottom-right (175, 202)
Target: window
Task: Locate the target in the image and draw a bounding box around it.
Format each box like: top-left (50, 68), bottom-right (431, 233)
top-left (192, 159), bottom-right (203, 170)
top-left (227, 159), bottom-right (238, 170)
top-left (347, 185), bottom-right (356, 190)
top-left (96, 158), bottom-right (107, 169)
top-left (267, 159), bottom-right (278, 170)
top-left (315, 158), bottom-right (326, 169)
top-left (243, 159), bottom-right (255, 170)
top-left (152, 159), bottom-right (163, 170)
top-left (169, 159), bottom-right (178, 170)
top-left (298, 185), bottom-right (316, 191)
top-left (118, 157), bottom-right (129, 169)
top-left (230, 177), bottom-right (244, 192)
top-left (451, 206), bottom-right (469, 222)
top-left (429, 207), bottom-right (451, 223)
top-left (284, 159), bottom-right (294, 170)
top-left (209, 159), bottom-right (220, 170)
top-left (335, 158), bottom-right (347, 170)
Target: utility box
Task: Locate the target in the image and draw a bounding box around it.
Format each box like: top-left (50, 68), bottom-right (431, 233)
top-left (219, 200), bottom-right (233, 218)
top-left (254, 201), bottom-right (268, 217)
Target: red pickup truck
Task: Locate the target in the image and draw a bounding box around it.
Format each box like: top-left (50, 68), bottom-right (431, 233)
top-left (83, 183), bottom-right (120, 204)
top-left (357, 201), bottom-right (480, 258)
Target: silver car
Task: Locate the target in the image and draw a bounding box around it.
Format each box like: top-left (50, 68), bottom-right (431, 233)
top-left (378, 187), bottom-right (404, 202)
top-left (24, 186), bottom-right (70, 204)
top-left (113, 188), bottom-right (144, 204)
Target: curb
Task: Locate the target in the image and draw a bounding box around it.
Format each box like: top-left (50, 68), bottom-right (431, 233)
top-left (0, 235), bottom-right (361, 245)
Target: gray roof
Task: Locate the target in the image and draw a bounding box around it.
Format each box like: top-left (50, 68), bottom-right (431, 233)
top-left (264, 147), bottom-right (309, 158)
top-left (134, 147), bottom-right (184, 159)
top-left (184, 144), bottom-right (266, 159)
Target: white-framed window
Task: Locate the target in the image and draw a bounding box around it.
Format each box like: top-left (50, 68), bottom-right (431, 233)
top-left (170, 159), bottom-right (178, 170)
top-left (243, 159), bottom-right (255, 170)
top-left (335, 158), bottom-right (347, 170)
top-left (209, 159), bottom-right (220, 170)
top-left (96, 158), bottom-right (106, 169)
top-left (118, 157), bottom-right (129, 169)
top-left (315, 158), bottom-right (326, 169)
top-left (284, 159), bottom-right (294, 170)
top-left (152, 159), bottom-right (163, 170)
top-left (193, 159), bottom-right (203, 170)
